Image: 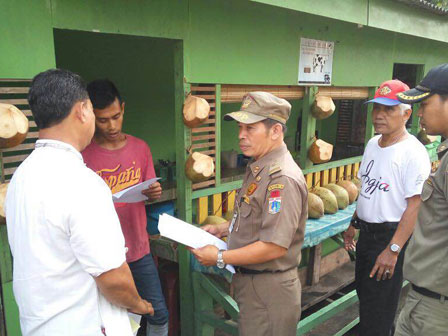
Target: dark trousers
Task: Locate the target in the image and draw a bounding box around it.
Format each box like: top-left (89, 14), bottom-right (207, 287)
top-left (129, 253), bottom-right (169, 326)
top-left (355, 230), bottom-right (406, 336)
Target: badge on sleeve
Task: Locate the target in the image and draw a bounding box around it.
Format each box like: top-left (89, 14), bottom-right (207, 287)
top-left (247, 183), bottom-right (257, 196)
top-left (268, 196), bottom-right (282, 214)
top-left (268, 184), bottom-right (284, 192)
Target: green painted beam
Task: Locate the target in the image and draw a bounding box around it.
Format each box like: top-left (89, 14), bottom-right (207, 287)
top-left (299, 87), bottom-right (317, 169)
top-left (192, 273), bottom-right (214, 336)
top-left (196, 311), bottom-right (238, 336)
top-left (215, 85), bottom-right (222, 187)
top-left (334, 317), bottom-right (359, 336)
top-left (192, 180), bottom-right (243, 199)
top-left (297, 289), bottom-right (358, 335)
top-left (174, 43), bottom-right (195, 336)
top-left (2, 282), bottom-right (21, 336)
top-left (197, 272), bottom-right (239, 321)
top-left (302, 156), bottom-right (363, 175)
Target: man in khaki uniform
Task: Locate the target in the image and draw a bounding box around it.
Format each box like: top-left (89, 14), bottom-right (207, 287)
top-left (190, 92), bottom-right (307, 336)
top-left (394, 63), bottom-right (448, 336)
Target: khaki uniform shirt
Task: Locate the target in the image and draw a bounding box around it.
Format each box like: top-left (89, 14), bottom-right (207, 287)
top-left (228, 143), bottom-right (307, 271)
top-left (404, 139), bottom-right (448, 296)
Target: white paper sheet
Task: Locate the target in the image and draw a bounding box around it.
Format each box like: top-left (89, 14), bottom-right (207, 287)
top-left (128, 313), bottom-right (142, 335)
top-left (158, 213), bottom-right (235, 273)
top-left (112, 177), bottom-right (161, 203)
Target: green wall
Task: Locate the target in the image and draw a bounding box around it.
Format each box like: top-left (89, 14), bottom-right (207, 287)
top-left (54, 30), bottom-right (176, 162)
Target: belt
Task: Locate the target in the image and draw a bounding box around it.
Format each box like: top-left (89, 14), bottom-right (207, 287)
top-left (352, 218), bottom-right (399, 233)
top-left (234, 266), bottom-right (296, 275)
top-left (412, 284), bottom-right (447, 301)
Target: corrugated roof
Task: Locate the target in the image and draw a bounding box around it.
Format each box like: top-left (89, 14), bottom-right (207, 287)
top-left (394, 0), bottom-right (448, 15)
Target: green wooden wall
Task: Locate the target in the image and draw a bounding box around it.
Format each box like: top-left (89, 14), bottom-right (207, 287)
top-left (2, 0), bottom-right (448, 84)
top-left (54, 30), bottom-right (177, 163)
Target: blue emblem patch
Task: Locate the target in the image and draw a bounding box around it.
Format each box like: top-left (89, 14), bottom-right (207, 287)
top-left (268, 197), bottom-right (281, 214)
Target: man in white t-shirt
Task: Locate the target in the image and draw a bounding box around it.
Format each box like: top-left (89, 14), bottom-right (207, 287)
top-left (5, 69), bottom-right (153, 336)
top-left (343, 80), bottom-right (431, 336)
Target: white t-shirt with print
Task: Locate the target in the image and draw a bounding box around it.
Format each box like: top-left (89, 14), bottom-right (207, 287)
top-left (5, 140), bottom-right (133, 336)
top-left (356, 134), bottom-right (431, 223)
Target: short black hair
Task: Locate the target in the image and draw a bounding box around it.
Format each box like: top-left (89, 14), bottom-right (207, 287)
top-left (87, 79), bottom-right (122, 109)
top-left (262, 118), bottom-right (287, 134)
top-left (439, 94), bottom-right (448, 102)
top-left (28, 69), bottom-right (88, 129)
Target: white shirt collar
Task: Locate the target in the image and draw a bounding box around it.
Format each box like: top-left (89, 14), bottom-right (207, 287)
top-left (35, 139), bottom-right (83, 161)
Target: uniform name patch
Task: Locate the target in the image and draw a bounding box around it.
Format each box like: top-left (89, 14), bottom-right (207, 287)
top-left (268, 197), bottom-right (281, 214)
top-left (268, 184), bottom-right (284, 191)
top-left (247, 183), bottom-right (257, 196)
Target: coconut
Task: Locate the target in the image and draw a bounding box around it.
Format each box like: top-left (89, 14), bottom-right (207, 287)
top-left (308, 192), bottom-right (324, 218)
top-left (312, 96), bottom-right (336, 120)
top-left (0, 183), bottom-right (9, 224)
top-left (308, 138), bottom-right (333, 164)
top-left (337, 180), bottom-right (359, 204)
top-left (0, 103), bottom-right (29, 149)
top-left (185, 151), bottom-right (215, 183)
top-left (183, 95), bottom-right (210, 128)
top-left (311, 187), bottom-right (338, 214)
top-left (223, 210), bottom-right (234, 222)
top-left (352, 177), bottom-right (362, 192)
top-left (324, 183), bottom-right (349, 210)
top-left (202, 215), bottom-right (227, 226)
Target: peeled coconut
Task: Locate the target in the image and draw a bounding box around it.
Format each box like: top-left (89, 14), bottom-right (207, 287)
top-left (324, 183), bottom-right (349, 210)
top-left (0, 104), bottom-right (29, 149)
top-left (183, 95), bottom-right (210, 128)
top-left (311, 187), bottom-right (338, 214)
top-left (0, 183), bottom-right (9, 224)
top-left (337, 180), bottom-right (359, 204)
top-left (309, 138), bottom-right (333, 164)
top-left (202, 215), bottom-right (227, 226)
top-left (308, 192), bottom-right (324, 219)
top-left (185, 151), bottom-right (215, 183)
top-left (312, 96), bottom-right (336, 120)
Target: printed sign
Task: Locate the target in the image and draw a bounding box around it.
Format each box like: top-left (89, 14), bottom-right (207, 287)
top-left (298, 38), bottom-right (334, 85)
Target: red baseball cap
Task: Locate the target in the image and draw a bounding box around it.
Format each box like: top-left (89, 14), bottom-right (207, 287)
top-left (366, 80), bottom-right (410, 106)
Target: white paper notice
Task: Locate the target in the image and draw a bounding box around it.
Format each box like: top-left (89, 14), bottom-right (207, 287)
top-left (158, 213), bottom-right (235, 273)
top-left (112, 177), bottom-right (160, 203)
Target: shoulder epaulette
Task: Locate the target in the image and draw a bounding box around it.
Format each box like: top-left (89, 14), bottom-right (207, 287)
top-left (269, 162), bottom-right (282, 175)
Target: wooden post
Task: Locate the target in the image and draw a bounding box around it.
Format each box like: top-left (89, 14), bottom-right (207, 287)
top-left (299, 86), bottom-right (317, 169)
top-left (174, 42), bottom-right (195, 336)
top-left (364, 87), bottom-right (377, 147)
top-left (307, 244), bottom-right (322, 286)
top-left (215, 84), bottom-right (222, 187)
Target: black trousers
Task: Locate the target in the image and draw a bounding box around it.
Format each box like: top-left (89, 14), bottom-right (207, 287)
top-left (355, 229), bottom-right (407, 336)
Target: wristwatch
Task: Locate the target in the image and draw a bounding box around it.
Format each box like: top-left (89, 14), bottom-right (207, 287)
top-left (217, 250), bottom-right (226, 269)
top-left (390, 243), bottom-right (401, 254)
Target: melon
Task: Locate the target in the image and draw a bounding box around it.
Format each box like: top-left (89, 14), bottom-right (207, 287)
top-left (337, 180), bottom-right (359, 204)
top-left (0, 103), bottom-right (29, 149)
top-left (308, 138), bottom-right (333, 164)
top-left (324, 183), bottom-right (349, 210)
top-left (183, 95), bottom-right (210, 128)
top-left (0, 183), bottom-right (9, 224)
top-left (202, 215), bottom-right (227, 226)
top-left (308, 192), bottom-right (324, 219)
top-left (185, 152), bottom-right (215, 183)
top-left (311, 187), bottom-right (338, 214)
top-left (312, 96), bottom-right (335, 120)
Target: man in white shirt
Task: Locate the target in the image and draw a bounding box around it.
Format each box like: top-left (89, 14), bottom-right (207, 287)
top-left (343, 80), bottom-right (431, 336)
top-left (5, 69), bottom-right (153, 336)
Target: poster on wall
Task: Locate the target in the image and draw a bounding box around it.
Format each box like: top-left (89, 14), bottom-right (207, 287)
top-left (298, 38), bottom-right (334, 85)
